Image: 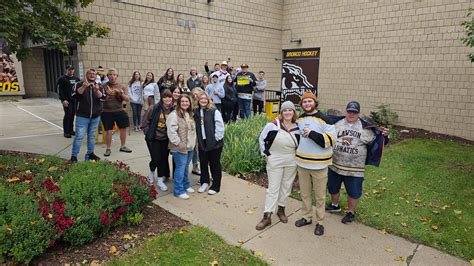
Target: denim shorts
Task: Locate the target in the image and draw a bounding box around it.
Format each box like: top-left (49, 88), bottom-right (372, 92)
top-left (327, 168), bottom-right (364, 199)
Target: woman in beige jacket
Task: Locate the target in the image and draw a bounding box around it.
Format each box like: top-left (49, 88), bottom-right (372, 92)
top-left (166, 94), bottom-right (197, 199)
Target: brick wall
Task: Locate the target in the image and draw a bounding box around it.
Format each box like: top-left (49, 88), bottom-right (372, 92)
top-left (282, 0), bottom-right (474, 140)
top-left (78, 0), bottom-right (284, 91)
top-left (22, 48), bottom-right (47, 98)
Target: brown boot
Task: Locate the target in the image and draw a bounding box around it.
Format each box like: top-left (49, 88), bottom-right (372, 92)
top-left (255, 212), bottom-right (272, 230)
top-left (277, 206), bottom-right (288, 223)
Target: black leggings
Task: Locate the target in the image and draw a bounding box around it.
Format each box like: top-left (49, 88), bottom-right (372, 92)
top-left (199, 147), bottom-right (223, 192)
top-left (146, 139), bottom-right (170, 178)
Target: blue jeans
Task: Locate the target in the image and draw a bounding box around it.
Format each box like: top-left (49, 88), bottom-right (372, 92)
top-left (71, 116), bottom-right (100, 160)
top-left (238, 98), bottom-right (251, 119)
top-left (171, 150), bottom-right (194, 196)
top-left (130, 102), bottom-right (142, 127)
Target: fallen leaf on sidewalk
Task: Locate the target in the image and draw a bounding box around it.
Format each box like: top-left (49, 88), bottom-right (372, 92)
top-left (269, 256), bottom-right (275, 261)
top-left (385, 247), bottom-right (393, 253)
top-left (245, 210), bottom-right (254, 215)
top-left (361, 235), bottom-right (367, 239)
top-left (394, 256), bottom-right (405, 262)
top-left (256, 251), bottom-right (265, 257)
top-left (378, 229), bottom-right (387, 235)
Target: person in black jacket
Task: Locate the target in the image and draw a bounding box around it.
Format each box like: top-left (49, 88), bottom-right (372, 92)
top-left (70, 68), bottom-right (105, 162)
top-left (141, 89), bottom-right (174, 192)
top-left (187, 67), bottom-right (202, 90)
top-left (194, 93), bottom-right (225, 195)
top-left (221, 75), bottom-right (238, 123)
top-left (57, 65), bottom-right (80, 138)
top-left (234, 64), bottom-right (256, 119)
top-left (157, 68), bottom-right (176, 94)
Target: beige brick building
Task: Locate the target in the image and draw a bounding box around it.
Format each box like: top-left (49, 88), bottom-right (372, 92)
top-left (17, 0), bottom-right (474, 140)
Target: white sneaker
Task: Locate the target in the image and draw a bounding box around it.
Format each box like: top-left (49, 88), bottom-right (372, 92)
top-left (208, 189), bottom-right (217, 195)
top-left (186, 187), bottom-right (195, 193)
top-left (198, 183), bottom-right (209, 193)
top-left (147, 171), bottom-right (155, 184)
top-left (177, 193), bottom-right (190, 200)
top-left (157, 177), bottom-right (168, 192)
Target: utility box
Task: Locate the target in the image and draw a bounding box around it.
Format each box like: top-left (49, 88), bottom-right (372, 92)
top-left (265, 99), bottom-right (280, 121)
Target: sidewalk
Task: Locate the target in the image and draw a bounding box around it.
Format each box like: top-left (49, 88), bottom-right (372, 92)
top-left (0, 98), bottom-right (468, 265)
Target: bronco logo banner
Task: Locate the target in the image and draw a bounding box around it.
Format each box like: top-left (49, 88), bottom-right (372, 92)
top-left (280, 48), bottom-right (320, 104)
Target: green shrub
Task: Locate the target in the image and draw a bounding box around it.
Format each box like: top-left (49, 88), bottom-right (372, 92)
top-left (222, 115), bottom-right (267, 175)
top-left (369, 104), bottom-right (399, 127)
top-left (0, 153), bottom-right (156, 263)
top-left (0, 186), bottom-right (53, 263)
top-left (61, 161), bottom-right (154, 246)
top-left (127, 212), bottom-right (144, 226)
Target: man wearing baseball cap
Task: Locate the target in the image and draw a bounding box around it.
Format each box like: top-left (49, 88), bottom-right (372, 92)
top-left (294, 91), bottom-right (337, 236)
top-left (210, 61), bottom-right (230, 87)
top-left (326, 101), bottom-right (389, 224)
top-left (57, 65), bottom-right (80, 138)
top-left (234, 63), bottom-right (257, 119)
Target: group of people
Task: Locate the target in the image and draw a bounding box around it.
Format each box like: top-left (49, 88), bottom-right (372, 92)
top-left (57, 63), bottom-right (388, 233)
top-left (257, 92), bottom-right (388, 236)
top-left (57, 61), bottom-right (268, 199)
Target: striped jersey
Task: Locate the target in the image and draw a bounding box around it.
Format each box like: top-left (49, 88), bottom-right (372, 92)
top-left (296, 112), bottom-right (337, 170)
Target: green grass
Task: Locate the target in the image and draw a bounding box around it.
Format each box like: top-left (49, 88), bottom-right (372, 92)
top-left (292, 139), bottom-right (474, 260)
top-left (107, 226), bottom-right (268, 266)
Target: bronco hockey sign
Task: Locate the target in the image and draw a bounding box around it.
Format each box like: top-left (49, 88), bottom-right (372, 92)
top-left (280, 48), bottom-right (320, 104)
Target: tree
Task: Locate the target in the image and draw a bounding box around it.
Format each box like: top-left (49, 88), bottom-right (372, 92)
top-left (461, 8), bottom-right (474, 62)
top-left (0, 0), bottom-right (110, 61)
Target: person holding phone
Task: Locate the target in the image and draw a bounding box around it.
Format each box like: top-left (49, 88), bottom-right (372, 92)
top-left (294, 91), bottom-right (337, 236)
top-left (70, 68), bottom-right (105, 162)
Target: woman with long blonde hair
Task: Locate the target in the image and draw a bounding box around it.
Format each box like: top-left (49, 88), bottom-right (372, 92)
top-left (166, 94), bottom-right (196, 199)
top-left (194, 93), bottom-right (225, 195)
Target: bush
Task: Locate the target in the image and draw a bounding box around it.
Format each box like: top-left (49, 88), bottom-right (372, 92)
top-left (221, 115), bottom-right (267, 175)
top-left (0, 153), bottom-right (156, 263)
top-left (61, 161), bottom-right (154, 245)
top-left (369, 104), bottom-right (399, 127)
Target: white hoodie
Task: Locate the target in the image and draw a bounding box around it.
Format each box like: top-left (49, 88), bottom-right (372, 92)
top-left (128, 81), bottom-right (143, 104)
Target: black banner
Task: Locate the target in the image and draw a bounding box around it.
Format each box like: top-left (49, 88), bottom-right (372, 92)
top-left (280, 48), bottom-right (320, 104)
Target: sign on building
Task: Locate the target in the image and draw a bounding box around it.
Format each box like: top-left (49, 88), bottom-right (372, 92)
top-left (280, 47), bottom-right (320, 104)
top-left (0, 38), bottom-right (24, 96)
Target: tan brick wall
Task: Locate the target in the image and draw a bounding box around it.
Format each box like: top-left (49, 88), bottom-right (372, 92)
top-left (22, 48), bottom-right (47, 98)
top-left (282, 0), bottom-right (474, 140)
top-left (78, 0), bottom-right (284, 91)
top-left (75, 0), bottom-right (473, 139)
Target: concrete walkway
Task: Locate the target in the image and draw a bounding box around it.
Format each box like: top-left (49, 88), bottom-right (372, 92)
top-left (0, 98), bottom-right (468, 266)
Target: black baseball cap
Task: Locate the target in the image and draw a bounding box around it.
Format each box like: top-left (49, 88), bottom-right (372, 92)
top-left (346, 101), bottom-right (360, 113)
top-left (66, 65), bottom-right (75, 70)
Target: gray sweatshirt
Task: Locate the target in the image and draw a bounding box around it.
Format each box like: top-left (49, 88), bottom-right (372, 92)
top-left (253, 79), bottom-right (266, 101)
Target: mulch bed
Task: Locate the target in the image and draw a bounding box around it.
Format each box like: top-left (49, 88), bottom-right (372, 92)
top-left (237, 125), bottom-right (473, 189)
top-left (32, 205), bottom-right (189, 265)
